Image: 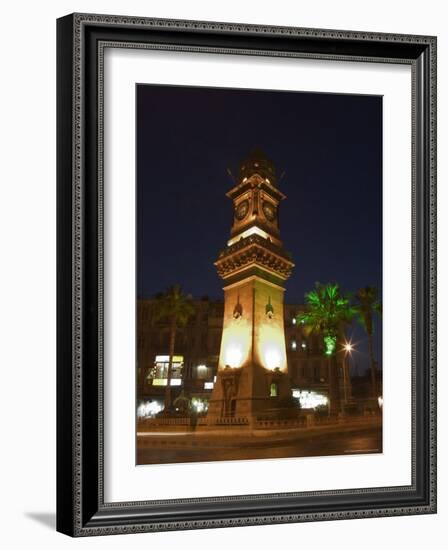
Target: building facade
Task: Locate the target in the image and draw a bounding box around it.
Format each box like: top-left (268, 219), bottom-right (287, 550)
top-left (137, 297), bottom-right (348, 412)
top-left (137, 297), bottom-right (224, 405)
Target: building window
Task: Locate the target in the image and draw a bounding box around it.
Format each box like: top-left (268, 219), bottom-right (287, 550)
top-left (313, 360), bottom-right (321, 382)
top-left (148, 355), bottom-right (184, 386)
top-left (301, 361), bottom-right (308, 379)
top-left (196, 364), bottom-right (208, 379)
top-left (290, 360), bottom-right (298, 380)
top-left (270, 382), bottom-right (278, 397)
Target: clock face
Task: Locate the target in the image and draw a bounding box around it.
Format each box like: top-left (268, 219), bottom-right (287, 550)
top-left (262, 201), bottom-right (276, 222)
top-left (235, 200), bottom-right (249, 221)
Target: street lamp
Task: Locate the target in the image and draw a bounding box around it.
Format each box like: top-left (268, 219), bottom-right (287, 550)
top-left (342, 341), bottom-right (355, 407)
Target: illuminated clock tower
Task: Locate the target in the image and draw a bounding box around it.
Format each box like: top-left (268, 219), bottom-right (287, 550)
top-left (208, 149), bottom-right (295, 424)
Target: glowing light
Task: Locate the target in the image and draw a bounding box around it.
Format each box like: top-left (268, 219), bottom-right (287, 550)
top-left (219, 288), bottom-right (287, 373)
top-left (258, 310), bottom-right (288, 372)
top-left (155, 355), bottom-right (183, 363)
top-left (152, 379), bottom-right (182, 386)
top-left (264, 347), bottom-right (281, 370)
top-left (292, 318), bottom-right (297, 325)
top-left (225, 344), bottom-right (243, 368)
top-left (324, 335), bottom-right (337, 356)
top-left (196, 364), bottom-right (208, 379)
top-left (204, 382), bottom-right (214, 390)
top-left (378, 396), bottom-right (383, 408)
top-left (291, 340), bottom-right (297, 350)
top-left (219, 304), bottom-right (251, 370)
top-left (301, 342), bottom-right (307, 349)
top-left (343, 342), bottom-right (354, 353)
top-left (292, 390), bottom-right (328, 409)
top-left (191, 398), bottom-right (208, 414)
top-left (137, 400), bottom-right (163, 418)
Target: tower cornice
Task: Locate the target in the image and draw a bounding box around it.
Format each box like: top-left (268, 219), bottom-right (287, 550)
top-left (215, 233), bottom-right (294, 282)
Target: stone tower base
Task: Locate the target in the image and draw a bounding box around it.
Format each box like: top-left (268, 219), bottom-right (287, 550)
top-left (207, 364), bottom-right (293, 426)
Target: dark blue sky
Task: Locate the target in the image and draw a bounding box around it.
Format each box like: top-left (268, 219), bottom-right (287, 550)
top-left (136, 84), bottom-right (382, 369)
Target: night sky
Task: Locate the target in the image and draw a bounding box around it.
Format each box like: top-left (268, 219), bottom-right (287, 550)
top-left (137, 84), bottom-right (382, 370)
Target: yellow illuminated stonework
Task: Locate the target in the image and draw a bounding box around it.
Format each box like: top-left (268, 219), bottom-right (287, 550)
top-left (218, 284), bottom-right (252, 370)
top-left (208, 149), bottom-right (295, 424)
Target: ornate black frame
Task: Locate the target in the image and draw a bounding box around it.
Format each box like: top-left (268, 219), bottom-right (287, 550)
top-left (56, 13), bottom-right (437, 537)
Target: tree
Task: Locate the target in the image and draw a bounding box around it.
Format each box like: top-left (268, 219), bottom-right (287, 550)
top-left (297, 283), bottom-right (356, 415)
top-left (151, 285), bottom-right (195, 412)
top-left (354, 286), bottom-right (382, 401)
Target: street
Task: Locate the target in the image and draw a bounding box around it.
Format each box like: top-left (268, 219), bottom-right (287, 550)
top-left (137, 423), bottom-right (382, 465)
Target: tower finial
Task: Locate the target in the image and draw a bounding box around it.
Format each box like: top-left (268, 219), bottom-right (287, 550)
top-left (239, 148), bottom-right (277, 185)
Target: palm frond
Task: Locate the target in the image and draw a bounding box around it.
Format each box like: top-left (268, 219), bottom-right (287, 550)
top-left (354, 285), bottom-right (382, 336)
top-left (296, 282), bottom-right (355, 355)
top-left (151, 285), bottom-right (195, 327)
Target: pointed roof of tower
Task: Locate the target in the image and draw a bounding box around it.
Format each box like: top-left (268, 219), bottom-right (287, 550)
top-left (239, 148), bottom-right (277, 186)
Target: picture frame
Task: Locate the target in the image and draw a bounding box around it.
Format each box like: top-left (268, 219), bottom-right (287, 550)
top-left (56, 13), bottom-right (437, 536)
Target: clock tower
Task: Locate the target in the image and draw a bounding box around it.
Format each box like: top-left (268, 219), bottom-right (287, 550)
top-left (207, 149), bottom-right (295, 425)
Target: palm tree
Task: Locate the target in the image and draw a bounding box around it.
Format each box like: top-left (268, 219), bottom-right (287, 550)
top-left (354, 286), bottom-right (382, 401)
top-left (151, 285), bottom-right (195, 412)
top-left (297, 283), bottom-right (356, 415)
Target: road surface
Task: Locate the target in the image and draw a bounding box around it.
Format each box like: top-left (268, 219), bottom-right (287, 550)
top-left (137, 424), bottom-right (382, 465)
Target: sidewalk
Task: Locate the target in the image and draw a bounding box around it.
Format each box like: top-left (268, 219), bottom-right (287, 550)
top-left (137, 416), bottom-right (382, 449)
